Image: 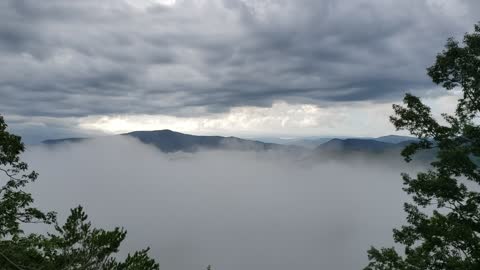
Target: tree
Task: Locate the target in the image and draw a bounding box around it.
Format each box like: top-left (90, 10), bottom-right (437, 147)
top-left (365, 23), bottom-right (480, 269)
top-left (0, 114), bottom-right (56, 269)
top-left (0, 115), bottom-right (159, 269)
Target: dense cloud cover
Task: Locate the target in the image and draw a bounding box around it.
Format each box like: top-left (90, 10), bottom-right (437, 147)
top-left (23, 137), bottom-right (422, 270)
top-left (2, 0), bottom-right (478, 118)
top-left (2, 0), bottom-right (478, 142)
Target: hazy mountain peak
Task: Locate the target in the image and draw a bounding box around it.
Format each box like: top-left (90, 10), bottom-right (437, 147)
top-left (317, 138), bottom-right (394, 153)
top-left (375, 135), bottom-right (417, 144)
top-left (42, 129), bottom-right (295, 153)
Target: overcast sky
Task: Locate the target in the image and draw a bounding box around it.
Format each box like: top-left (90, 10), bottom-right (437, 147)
top-left (1, 0), bottom-right (479, 142)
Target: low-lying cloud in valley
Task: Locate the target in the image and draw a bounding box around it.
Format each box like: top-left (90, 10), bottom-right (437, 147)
top-left (23, 137), bottom-right (418, 270)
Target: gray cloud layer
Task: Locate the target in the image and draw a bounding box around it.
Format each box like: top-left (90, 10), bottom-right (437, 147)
top-left (1, 0), bottom-right (479, 120)
top-left (24, 137), bottom-right (420, 270)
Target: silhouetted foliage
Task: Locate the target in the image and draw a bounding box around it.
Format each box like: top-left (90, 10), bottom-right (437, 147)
top-left (365, 23), bottom-right (480, 270)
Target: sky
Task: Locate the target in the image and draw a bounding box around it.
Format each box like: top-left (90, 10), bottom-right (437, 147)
top-left (1, 0), bottom-right (479, 143)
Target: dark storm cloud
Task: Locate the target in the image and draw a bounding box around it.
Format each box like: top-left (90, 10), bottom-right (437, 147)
top-left (0, 0), bottom-right (478, 119)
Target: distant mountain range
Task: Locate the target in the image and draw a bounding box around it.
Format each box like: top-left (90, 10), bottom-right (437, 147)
top-left (313, 136), bottom-right (434, 163)
top-left (43, 129), bottom-right (301, 153)
top-left (315, 138), bottom-right (415, 154)
top-left (123, 130), bottom-right (288, 153)
top-left (254, 135), bottom-right (417, 149)
top-left (42, 130), bottom-right (423, 159)
top-left (317, 138), bottom-right (398, 153)
top-left (374, 135), bottom-right (419, 144)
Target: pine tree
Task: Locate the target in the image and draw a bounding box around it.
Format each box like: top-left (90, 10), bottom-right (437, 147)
top-left (365, 23), bottom-right (480, 270)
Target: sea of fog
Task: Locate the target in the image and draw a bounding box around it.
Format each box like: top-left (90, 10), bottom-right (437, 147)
top-left (23, 136), bottom-right (419, 270)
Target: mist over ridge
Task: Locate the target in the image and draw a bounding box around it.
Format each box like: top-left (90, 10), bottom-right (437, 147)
top-left (41, 129), bottom-right (424, 163)
top-left (2, 0), bottom-right (478, 268)
top-left (23, 136), bottom-right (421, 270)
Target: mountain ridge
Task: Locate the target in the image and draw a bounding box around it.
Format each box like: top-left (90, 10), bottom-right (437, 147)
top-left (42, 129), bottom-right (304, 153)
top-left (41, 130), bottom-right (425, 158)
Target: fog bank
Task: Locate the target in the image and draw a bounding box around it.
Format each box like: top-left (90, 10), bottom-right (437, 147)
top-left (24, 137), bottom-right (414, 270)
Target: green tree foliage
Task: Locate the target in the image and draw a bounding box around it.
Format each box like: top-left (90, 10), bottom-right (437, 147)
top-left (0, 115), bottom-right (159, 269)
top-left (365, 23), bottom-right (480, 270)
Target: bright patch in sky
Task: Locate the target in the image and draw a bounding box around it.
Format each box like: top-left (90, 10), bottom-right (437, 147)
top-left (126, 0), bottom-right (176, 10)
top-left (78, 92), bottom-right (459, 138)
top-left (153, 0), bottom-right (176, 6)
